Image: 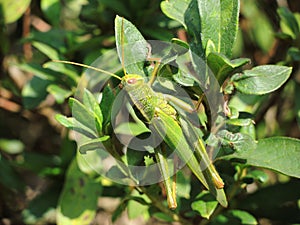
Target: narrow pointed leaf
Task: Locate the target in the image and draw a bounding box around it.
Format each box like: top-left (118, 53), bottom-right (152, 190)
top-left (278, 7), bottom-right (300, 39)
top-left (115, 16), bottom-right (148, 75)
top-left (69, 98), bottom-right (98, 135)
top-left (161, 0), bottom-right (240, 58)
top-left (47, 84), bottom-right (72, 104)
top-left (55, 114), bottom-right (97, 139)
top-left (78, 136), bottom-right (110, 154)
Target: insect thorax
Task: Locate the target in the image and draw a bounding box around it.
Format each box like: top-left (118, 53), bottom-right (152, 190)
top-left (126, 83), bottom-right (156, 122)
top-left (125, 85), bottom-right (177, 124)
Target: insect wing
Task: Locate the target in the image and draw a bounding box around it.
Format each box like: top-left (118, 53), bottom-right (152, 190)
top-left (152, 109), bottom-right (228, 207)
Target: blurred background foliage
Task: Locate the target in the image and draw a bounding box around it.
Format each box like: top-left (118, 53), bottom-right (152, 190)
top-left (0, 0), bottom-right (300, 225)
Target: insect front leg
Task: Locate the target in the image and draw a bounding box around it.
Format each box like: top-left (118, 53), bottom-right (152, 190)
top-left (155, 144), bottom-right (177, 209)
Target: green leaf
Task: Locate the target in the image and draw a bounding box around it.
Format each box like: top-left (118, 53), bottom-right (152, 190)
top-left (174, 51), bottom-right (199, 86)
top-left (47, 84), bottom-right (72, 104)
top-left (171, 38), bottom-right (189, 51)
top-left (161, 0), bottom-right (240, 58)
top-left (126, 147), bottom-right (146, 166)
top-left (43, 61), bottom-right (78, 86)
top-left (20, 62), bottom-right (78, 88)
top-left (41, 0), bottom-right (61, 27)
top-left (226, 118), bottom-right (253, 127)
top-left (112, 195), bottom-right (149, 222)
top-left (191, 191), bottom-right (218, 219)
top-left (227, 137), bottom-right (300, 178)
top-left (0, 0), bottom-right (31, 24)
top-left (114, 15), bottom-right (148, 75)
top-left (32, 41), bottom-right (61, 60)
top-left (237, 180), bottom-right (300, 222)
top-left (127, 190), bottom-right (149, 219)
top-left (114, 101), bottom-right (150, 136)
top-left (112, 199), bottom-right (127, 222)
top-left (27, 29), bottom-right (68, 52)
top-left (82, 89), bottom-right (99, 113)
top-left (240, 123), bottom-right (256, 140)
top-left (152, 212), bottom-right (174, 222)
top-left (78, 137), bottom-right (110, 154)
top-left (243, 169), bottom-right (269, 184)
top-left (205, 39), bottom-right (217, 57)
top-left (218, 130), bottom-right (257, 152)
top-left (16, 151), bottom-right (59, 174)
top-left (207, 53), bottom-right (250, 85)
top-left (232, 65), bottom-right (292, 95)
top-left (287, 47), bottom-right (300, 61)
top-left (0, 139), bottom-right (24, 154)
top-left (69, 98), bottom-right (98, 135)
top-left (278, 7), bottom-right (300, 39)
top-left (55, 114), bottom-right (75, 128)
top-left (55, 114), bottom-right (96, 138)
top-left (106, 165), bottom-right (128, 181)
top-left (198, 0), bottom-right (239, 57)
top-left (76, 149), bottom-right (104, 176)
top-left (241, 0), bottom-right (275, 52)
top-left (296, 82), bottom-right (300, 128)
top-left (176, 170), bottom-right (191, 198)
top-left (160, 0), bottom-right (190, 30)
top-left (22, 76), bottom-right (52, 109)
top-left (82, 89), bottom-right (103, 133)
top-left (100, 86), bottom-right (115, 125)
top-left (19, 63), bottom-right (56, 81)
top-left (57, 159), bottom-right (102, 225)
top-left (212, 210), bottom-right (257, 225)
top-left (0, 157), bottom-right (25, 191)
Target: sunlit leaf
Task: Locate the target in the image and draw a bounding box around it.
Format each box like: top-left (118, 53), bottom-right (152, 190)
top-left (211, 209), bottom-right (257, 225)
top-left (0, 139), bottom-right (24, 154)
top-left (57, 159), bottom-right (102, 225)
top-left (47, 84), bottom-right (72, 104)
top-left (115, 16), bottom-right (148, 75)
top-left (191, 191), bottom-right (218, 219)
top-left (0, 0), bottom-right (31, 24)
top-left (232, 65), bottom-right (292, 95)
top-left (161, 0), bottom-right (239, 58)
top-left (226, 137), bottom-right (300, 178)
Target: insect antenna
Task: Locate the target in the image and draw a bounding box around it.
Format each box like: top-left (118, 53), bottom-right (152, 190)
top-left (52, 60), bottom-right (122, 81)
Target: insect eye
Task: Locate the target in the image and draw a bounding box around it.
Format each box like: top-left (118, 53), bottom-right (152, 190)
top-left (127, 78), bottom-right (136, 84)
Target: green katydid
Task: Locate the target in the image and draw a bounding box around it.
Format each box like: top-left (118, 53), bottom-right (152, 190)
top-left (53, 16), bottom-right (227, 208)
